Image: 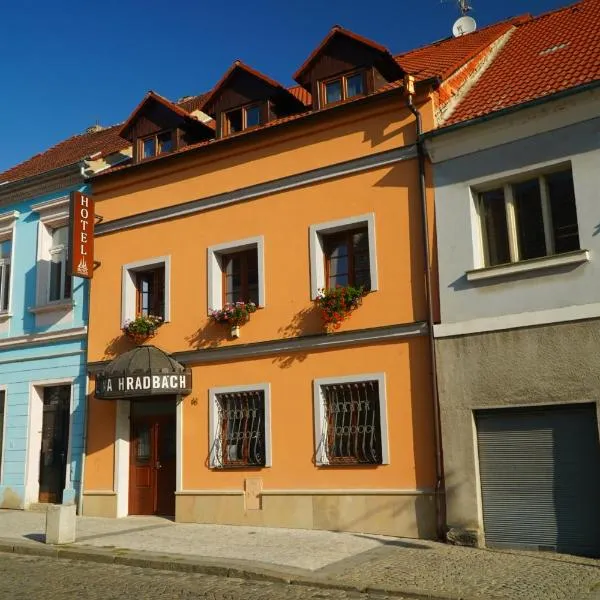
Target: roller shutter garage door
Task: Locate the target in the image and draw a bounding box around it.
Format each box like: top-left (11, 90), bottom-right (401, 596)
top-left (476, 404), bottom-right (600, 558)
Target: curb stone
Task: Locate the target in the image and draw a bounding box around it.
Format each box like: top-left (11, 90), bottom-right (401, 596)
top-left (0, 537), bottom-right (460, 600)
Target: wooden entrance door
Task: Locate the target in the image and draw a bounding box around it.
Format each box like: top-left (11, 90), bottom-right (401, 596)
top-left (129, 410), bottom-right (176, 516)
top-left (39, 386), bottom-right (71, 504)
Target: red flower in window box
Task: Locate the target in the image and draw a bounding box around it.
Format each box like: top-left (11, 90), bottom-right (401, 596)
top-left (315, 285), bottom-right (367, 331)
top-left (209, 301), bottom-right (257, 338)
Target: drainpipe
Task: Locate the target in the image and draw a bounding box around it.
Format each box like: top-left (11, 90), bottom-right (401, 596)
top-left (404, 76), bottom-right (446, 540)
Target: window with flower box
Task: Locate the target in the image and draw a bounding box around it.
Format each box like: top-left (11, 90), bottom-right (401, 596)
top-left (207, 236), bottom-right (265, 313)
top-left (122, 256), bottom-right (171, 327)
top-left (313, 373), bottom-right (389, 466)
top-left (209, 384), bottom-right (271, 468)
top-left (309, 214), bottom-right (378, 299)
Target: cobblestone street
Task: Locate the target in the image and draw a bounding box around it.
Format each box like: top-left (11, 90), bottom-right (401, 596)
top-left (0, 553), bottom-right (399, 600)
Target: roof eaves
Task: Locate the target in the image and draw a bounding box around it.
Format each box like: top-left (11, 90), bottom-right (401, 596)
top-left (427, 77), bottom-right (600, 139)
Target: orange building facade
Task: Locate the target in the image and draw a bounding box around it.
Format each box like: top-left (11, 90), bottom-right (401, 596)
top-left (82, 28), bottom-right (443, 538)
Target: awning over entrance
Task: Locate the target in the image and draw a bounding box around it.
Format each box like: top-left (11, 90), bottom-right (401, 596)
top-left (95, 345), bottom-right (192, 400)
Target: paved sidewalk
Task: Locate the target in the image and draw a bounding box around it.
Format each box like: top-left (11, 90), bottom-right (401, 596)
top-left (0, 509), bottom-right (599, 599)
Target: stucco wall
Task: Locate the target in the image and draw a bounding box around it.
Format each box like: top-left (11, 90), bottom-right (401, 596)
top-left (435, 319), bottom-right (600, 535)
top-left (433, 116), bottom-right (600, 325)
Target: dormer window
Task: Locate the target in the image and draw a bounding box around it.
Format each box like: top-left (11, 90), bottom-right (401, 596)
top-left (141, 131), bottom-right (174, 160)
top-left (223, 103), bottom-right (264, 136)
top-left (321, 71), bottom-right (365, 106)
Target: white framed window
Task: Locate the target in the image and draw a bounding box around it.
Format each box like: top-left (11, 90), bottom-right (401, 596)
top-left (475, 165), bottom-right (581, 268)
top-left (121, 256), bottom-right (171, 326)
top-left (313, 373), bottom-right (389, 466)
top-left (207, 236), bottom-right (265, 312)
top-left (48, 225), bottom-right (71, 302)
top-left (0, 388), bottom-right (6, 483)
top-left (31, 196), bottom-right (73, 307)
top-left (208, 383), bottom-right (271, 469)
top-left (0, 210), bottom-right (18, 316)
top-left (309, 213), bottom-right (378, 299)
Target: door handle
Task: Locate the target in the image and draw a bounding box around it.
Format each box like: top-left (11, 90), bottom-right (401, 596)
top-left (156, 461), bottom-right (162, 470)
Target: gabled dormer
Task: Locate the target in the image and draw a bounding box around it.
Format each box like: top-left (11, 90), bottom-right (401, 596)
top-left (201, 61), bottom-right (306, 139)
top-left (120, 91), bottom-right (214, 163)
top-left (293, 26), bottom-right (404, 110)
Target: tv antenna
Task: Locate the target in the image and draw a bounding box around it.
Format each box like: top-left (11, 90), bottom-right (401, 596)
top-left (451, 0), bottom-right (476, 36)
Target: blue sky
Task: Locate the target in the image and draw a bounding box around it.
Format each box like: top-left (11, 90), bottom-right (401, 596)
top-left (0, 0), bottom-right (573, 174)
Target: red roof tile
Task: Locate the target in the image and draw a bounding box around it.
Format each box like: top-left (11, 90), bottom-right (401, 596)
top-left (446, 0), bottom-right (600, 125)
top-left (0, 125), bottom-right (129, 185)
top-left (396, 17), bottom-right (529, 81)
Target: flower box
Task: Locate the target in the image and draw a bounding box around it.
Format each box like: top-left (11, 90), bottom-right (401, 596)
top-left (314, 285), bottom-right (367, 332)
top-left (122, 314), bottom-right (163, 344)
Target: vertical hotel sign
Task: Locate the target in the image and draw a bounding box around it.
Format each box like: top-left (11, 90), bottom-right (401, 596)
top-left (69, 191), bottom-right (94, 279)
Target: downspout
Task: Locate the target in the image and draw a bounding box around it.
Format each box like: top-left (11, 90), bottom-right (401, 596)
top-left (404, 76), bottom-right (446, 540)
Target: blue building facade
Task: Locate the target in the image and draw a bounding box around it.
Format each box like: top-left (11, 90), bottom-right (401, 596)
top-left (0, 183), bottom-right (89, 509)
top-left (0, 128), bottom-right (129, 510)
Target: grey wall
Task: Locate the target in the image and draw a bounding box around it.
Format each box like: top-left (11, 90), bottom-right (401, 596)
top-left (436, 319), bottom-right (600, 536)
top-left (433, 116), bottom-right (600, 324)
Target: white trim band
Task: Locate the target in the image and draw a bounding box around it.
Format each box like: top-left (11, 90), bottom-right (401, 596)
top-left (0, 326), bottom-right (87, 350)
top-left (435, 301), bottom-right (600, 337)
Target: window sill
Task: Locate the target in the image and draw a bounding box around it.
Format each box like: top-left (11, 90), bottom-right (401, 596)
top-left (0, 312), bottom-right (11, 321)
top-left (466, 249), bottom-right (590, 282)
top-left (28, 300), bottom-right (75, 314)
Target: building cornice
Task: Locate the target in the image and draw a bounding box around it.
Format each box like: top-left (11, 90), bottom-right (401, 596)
top-left (95, 144), bottom-right (418, 235)
top-left (0, 326), bottom-right (87, 350)
top-left (88, 321), bottom-right (428, 373)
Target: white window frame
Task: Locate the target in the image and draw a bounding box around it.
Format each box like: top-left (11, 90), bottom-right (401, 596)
top-left (0, 386), bottom-right (7, 484)
top-left (208, 383), bottom-right (272, 469)
top-left (0, 211), bottom-right (18, 317)
top-left (309, 213), bottom-right (378, 299)
top-left (31, 196), bottom-right (72, 308)
top-left (472, 161), bottom-right (583, 271)
top-left (207, 236), bottom-right (265, 312)
top-left (313, 372), bottom-right (389, 466)
top-left (121, 256), bottom-right (171, 327)
top-left (48, 226), bottom-right (70, 303)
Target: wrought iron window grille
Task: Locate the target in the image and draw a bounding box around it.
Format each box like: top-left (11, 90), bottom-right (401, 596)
top-left (212, 390), bottom-right (266, 468)
top-left (319, 381), bottom-right (382, 465)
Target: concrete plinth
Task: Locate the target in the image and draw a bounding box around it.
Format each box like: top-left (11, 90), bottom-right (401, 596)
top-left (45, 504), bottom-right (76, 545)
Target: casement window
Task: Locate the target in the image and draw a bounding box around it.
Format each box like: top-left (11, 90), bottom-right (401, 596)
top-left (135, 267), bottom-right (165, 318)
top-left (0, 390), bottom-right (5, 481)
top-left (0, 211), bottom-right (17, 316)
top-left (122, 256), bottom-right (171, 325)
top-left (207, 236), bottom-right (265, 311)
top-left (140, 131), bottom-right (174, 159)
top-left (323, 227), bottom-right (371, 290)
top-left (0, 239), bottom-right (11, 313)
top-left (309, 214), bottom-right (378, 299)
top-left (221, 248), bottom-right (259, 305)
top-left (313, 373), bottom-right (389, 466)
top-left (48, 226), bottom-right (71, 302)
top-left (209, 384), bottom-right (271, 468)
top-left (222, 103), bottom-right (264, 136)
top-left (320, 71), bottom-right (365, 107)
top-left (478, 168), bottom-right (580, 267)
top-left (31, 196), bottom-right (74, 309)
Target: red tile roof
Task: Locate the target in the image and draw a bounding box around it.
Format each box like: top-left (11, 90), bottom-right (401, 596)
top-left (0, 125), bottom-right (129, 185)
top-left (445, 0), bottom-right (600, 125)
top-left (0, 17), bottom-right (530, 184)
top-left (396, 17), bottom-right (529, 81)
